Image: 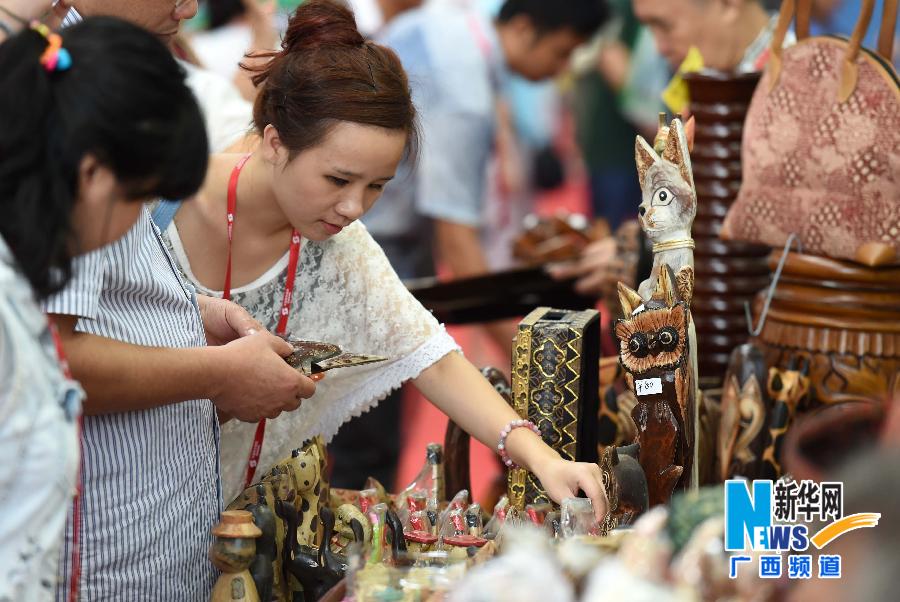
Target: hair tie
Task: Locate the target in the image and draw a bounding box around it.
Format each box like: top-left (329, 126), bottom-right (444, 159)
top-left (31, 21), bottom-right (72, 72)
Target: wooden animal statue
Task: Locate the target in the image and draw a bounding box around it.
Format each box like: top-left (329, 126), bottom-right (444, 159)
top-left (333, 503), bottom-right (370, 550)
top-left (615, 265), bottom-right (696, 507)
top-left (631, 116), bottom-right (701, 489)
top-left (278, 437), bottom-right (329, 548)
top-left (761, 359), bottom-right (811, 480)
top-left (282, 506), bottom-right (347, 602)
top-left (717, 343), bottom-right (770, 481)
top-left (246, 485), bottom-right (277, 602)
top-left (226, 437), bottom-right (329, 602)
top-left (635, 118), bottom-right (697, 303)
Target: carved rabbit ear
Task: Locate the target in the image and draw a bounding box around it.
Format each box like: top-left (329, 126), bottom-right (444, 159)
top-left (684, 116), bottom-right (696, 153)
top-left (634, 135), bottom-right (659, 191)
top-left (662, 119), bottom-right (694, 190)
top-left (651, 264), bottom-right (680, 307)
top-left (617, 281), bottom-right (644, 316)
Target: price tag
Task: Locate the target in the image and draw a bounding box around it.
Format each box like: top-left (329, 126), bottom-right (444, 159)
top-left (635, 377), bottom-right (662, 396)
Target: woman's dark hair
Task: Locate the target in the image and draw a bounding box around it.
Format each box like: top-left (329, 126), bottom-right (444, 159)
top-left (0, 17), bottom-right (208, 299)
top-left (498, 0), bottom-right (609, 38)
top-left (247, 0), bottom-right (418, 159)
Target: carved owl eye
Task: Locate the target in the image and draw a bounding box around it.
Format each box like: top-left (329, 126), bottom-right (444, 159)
top-left (653, 187), bottom-right (674, 207)
top-left (657, 326), bottom-right (679, 352)
top-left (627, 333), bottom-right (650, 358)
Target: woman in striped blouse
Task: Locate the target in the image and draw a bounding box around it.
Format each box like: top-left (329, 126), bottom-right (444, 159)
top-left (0, 16), bottom-right (209, 600)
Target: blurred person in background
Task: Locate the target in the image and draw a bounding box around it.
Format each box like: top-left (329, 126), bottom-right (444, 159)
top-left (631, 0), bottom-right (780, 71)
top-left (364, 0), bottom-right (608, 325)
top-left (809, 0), bottom-right (899, 66)
top-left (190, 0), bottom-right (280, 99)
top-left (572, 0), bottom-right (651, 232)
top-left (347, 0), bottom-right (424, 37)
top-left (553, 0), bottom-right (791, 299)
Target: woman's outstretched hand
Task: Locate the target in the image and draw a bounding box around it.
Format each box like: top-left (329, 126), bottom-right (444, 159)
top-left (531, 456), bottom-right (609, 522)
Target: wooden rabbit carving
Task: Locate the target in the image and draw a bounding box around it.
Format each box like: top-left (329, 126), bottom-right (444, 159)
top-left (635, 118), bottom-right (697, 303)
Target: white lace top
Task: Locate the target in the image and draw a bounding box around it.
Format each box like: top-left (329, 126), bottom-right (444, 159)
top-left (162, 220), bottom-right (459, 502)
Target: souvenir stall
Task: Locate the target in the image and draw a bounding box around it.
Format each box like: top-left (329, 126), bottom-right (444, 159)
top-left (203, 2), bottom-right (898, 600)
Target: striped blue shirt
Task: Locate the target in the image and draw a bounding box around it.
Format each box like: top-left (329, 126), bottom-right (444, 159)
top-left (44, 209), bottom-right (220, 601)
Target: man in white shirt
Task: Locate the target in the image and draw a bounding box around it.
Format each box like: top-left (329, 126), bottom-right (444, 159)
top-left (632, 0), bottom-right (784, 71)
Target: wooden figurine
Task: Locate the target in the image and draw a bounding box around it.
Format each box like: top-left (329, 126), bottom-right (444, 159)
top-left (246, 485), bottom-right (277, 602)
top-left (442, 535), bottom-right (489, 562)
top-left (404, 510), bottom-right (438, 554)
top-left (227, 437), bottom-right (330, 602)
top-left (634, 118), bottom-right (696, 303)
top-left (614, 116), bottom-right (701, 505)
top-left (282, 506), bottom-right (347, 602)
top-left (616, 265), bottom-right (696, 507)
top-left (507, 307), bottom-right (600, 510)
top-left (333, 503), bottom-right (370, 550)
top-left (210, 510), bottom-right (262, 602)
top-left (599, 444), bottom-right (648, 530)
top-left (717, 343), bottom-right (770, 481)
top-left (761, 358), bottom-right (811, 480)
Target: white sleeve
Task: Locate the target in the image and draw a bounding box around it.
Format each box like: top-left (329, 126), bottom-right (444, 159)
top-left (179, 60), bottom-right (253, 152)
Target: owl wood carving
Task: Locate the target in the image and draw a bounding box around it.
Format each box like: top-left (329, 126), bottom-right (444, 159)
top-left (615, 265), bottom-right (695, 507)
top-left (635, 118), bottom-right (697, 303)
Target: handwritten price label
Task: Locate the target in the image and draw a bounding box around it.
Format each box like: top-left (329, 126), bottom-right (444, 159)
top-left (635, 377), bottom-right (662, 396)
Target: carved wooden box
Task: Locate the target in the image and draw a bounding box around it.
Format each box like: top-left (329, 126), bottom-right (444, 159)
top-left (507, 307), bottom-right (601, 509)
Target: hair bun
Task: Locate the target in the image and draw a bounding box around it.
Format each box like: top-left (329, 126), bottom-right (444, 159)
top-left (282, 0), bottom-right (364, 53)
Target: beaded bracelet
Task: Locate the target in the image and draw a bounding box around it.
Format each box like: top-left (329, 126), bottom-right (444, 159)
top-left (497, 418), bottom-right (540, 469)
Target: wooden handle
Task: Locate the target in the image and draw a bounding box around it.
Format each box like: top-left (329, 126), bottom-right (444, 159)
top-left (879, 0), bottom-right (898, 61)
top-left (768, 0), bottom-right (797, 88)
top-left (796, 0), bottom-right (812, 39)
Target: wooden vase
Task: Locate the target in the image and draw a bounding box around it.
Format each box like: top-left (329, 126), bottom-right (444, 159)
top-left (684, 70), bottom-right (770, 389)
top-left (754, 250), bottom-right (900, 407)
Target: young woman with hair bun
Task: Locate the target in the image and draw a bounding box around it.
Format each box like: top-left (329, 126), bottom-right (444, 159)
top-left (158, 0), bottom-right (609, 516)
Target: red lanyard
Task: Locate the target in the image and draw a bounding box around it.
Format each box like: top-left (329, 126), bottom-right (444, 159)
top-left (225, 154), bottom-right (302, 488)
top-left (49, 318), bottom-right (83, 602)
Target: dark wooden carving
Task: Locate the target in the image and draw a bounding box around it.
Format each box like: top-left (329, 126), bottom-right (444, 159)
top-left (683, 71), bottom-right (770, 389)
top-left (616, 267), bottom-right (695, 507)
top-left (508, 308), bottom-right (601, 510)
top-left (754, 250), bottom-right (900, 407)
top-left (760, 359), bottom-right (812, 480)
top-left (717, 342), bottom-right (770, 480)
